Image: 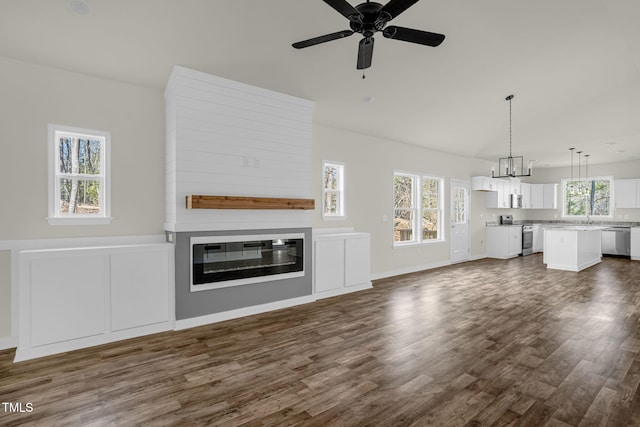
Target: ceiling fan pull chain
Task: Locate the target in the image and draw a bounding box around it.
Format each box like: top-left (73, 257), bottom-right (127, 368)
top-left (362, 70), bottom-right (366, 79)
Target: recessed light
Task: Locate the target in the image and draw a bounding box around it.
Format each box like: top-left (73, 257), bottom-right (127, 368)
top-left (67, 0), bottom-right (92, 16)
top-left (615, 150), bottom-right (626, 154)
top-left (363, 95), bottom-right (375, 104)
top-left (604, 141), bottom-right (616, 146)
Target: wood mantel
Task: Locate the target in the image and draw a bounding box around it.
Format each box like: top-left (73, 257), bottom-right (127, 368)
top-left (186, 195), bottom-right (315, 210)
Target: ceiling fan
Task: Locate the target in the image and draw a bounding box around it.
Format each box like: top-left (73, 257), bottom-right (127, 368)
top-left (292, 0), bottom-right (445, 71)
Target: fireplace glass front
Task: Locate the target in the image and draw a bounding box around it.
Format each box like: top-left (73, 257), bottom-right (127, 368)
top-left (190, 233), bottom-right (304, 291)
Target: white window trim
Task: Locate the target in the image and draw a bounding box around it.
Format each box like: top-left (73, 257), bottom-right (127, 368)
top-left (322, 161), bottom-right (346, 220)
top-left (47, 124), bottom-right (112, 225)
top-left (561, 175), bottom-right (613, 219)
top-left (393, 171), bottom-right (445, 247)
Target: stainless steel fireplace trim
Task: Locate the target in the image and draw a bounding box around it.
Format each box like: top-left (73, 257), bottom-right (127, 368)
top-left (189, 232), bottom-right (305, 292)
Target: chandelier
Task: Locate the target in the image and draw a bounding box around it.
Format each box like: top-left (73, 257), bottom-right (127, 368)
top-left (492, 95), bottom-right (533, 178)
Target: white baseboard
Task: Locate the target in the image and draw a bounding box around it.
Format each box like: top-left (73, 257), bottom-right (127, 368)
top-left (371, 255), bottom-right (487, 281)
top-left (175, 295), bottom-right (316, 330)
top-left (0, 336), bottom-right (17, 351)
top-left (13, 322), bottom-right (173, 362)
top-left (314, 282), bottom-right (372, 300)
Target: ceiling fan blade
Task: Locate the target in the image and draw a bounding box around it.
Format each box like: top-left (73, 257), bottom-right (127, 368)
top-left (323, 0), bottom-right (364, 21)
top-left (357, 37), bottom-right (374, 70)
top-left (382, 26), bottom-right (445, 46)
top-left (379, 0), bottom-right (420, 21)
top-left (292, 30), bottom-right (354, 49)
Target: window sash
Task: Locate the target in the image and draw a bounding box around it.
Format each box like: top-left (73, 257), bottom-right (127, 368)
top-left (322, 162), bottom-right (345, 217)
top-left (562, 177), bottom-right (612, 218)
top-left (48, 124), bottom-right (110, 224)
top-left (393, 173), bottom-right (443, 245)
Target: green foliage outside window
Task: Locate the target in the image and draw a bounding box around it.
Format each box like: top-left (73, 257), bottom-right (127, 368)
top-left (564, 178), bottom-right (611, 217)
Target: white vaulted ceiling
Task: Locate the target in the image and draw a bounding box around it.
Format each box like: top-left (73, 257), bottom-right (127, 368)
top-left (2, 0), bottom-right (640, 168)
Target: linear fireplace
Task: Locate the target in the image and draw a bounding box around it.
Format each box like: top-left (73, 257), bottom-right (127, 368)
top-left (190, 233), bottom-right (304, 291)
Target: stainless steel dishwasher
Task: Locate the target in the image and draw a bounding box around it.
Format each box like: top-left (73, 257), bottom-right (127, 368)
top-left (601, 227), bottom-right (631, 256)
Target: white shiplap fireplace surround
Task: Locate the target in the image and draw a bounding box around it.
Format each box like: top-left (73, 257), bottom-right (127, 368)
top-left (164, 66), bottom-right (316, 328)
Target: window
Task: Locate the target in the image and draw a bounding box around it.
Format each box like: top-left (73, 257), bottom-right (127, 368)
top-left (322, 161), bottom-right (345, 219)
top-left (48, 124), bottom-right (111, 225)
top-left (562, 176), bottom-right (612, 218)
top-left (393, 172), bottom-right (444, 244)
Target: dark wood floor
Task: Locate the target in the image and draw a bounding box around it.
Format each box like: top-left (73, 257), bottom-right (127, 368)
top-left (2, 254), bottom-right (640, 426)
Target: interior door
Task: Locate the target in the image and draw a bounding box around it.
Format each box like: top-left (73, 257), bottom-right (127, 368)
top-left (450, 180), bottom-right (470, 263)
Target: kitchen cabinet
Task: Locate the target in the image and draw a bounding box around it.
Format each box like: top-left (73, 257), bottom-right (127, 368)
top-left (531, 184), bottom-right (544, 209)
top-left (543, 183), bottom-right (558, 209)
top-left (471, 176), bottom-right (498, 191)
top-left (486, 225), bottom-right (522, 259)
top-left (486, 180), bottom-right (511, 209)
top-left (543, 227), bottom-right (601, 272)
top-left (631, 227), bottom-right (640, 261)
top-left (615, 179), bottom-right (639, 209)
top-left (510, 178), bottom-right (521, 195)
top-left (521, 183), bottom-right (532, 209)
top-left (313, 232), bottom-right (372, 299)
top-left (475, 177), bottom-right (556, 210)
top-left (532, 224), bottom-right (543, 252)
top-left (527, 184), bottom-right (558, 209)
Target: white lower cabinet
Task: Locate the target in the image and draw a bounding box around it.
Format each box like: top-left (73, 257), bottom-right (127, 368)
top-left (486, 225), bottom-right (523, 259)
top-left (532, 225), bottom-right (543, 253)
top-left (17, 243), bottom-right (174, 361)
top-left (632, 227), bottom-right (640, 261)
top-left (313, 232), bottom-right (372, 298)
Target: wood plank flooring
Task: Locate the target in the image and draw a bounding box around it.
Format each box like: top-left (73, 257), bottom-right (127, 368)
top-left (2, 254), bottom-right (640, 426)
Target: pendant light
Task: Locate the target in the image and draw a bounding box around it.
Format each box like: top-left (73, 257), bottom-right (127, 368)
top-left (492, 94), bottom-right (532, 178)
top-left (577, 150), bottom-right (583, 195)
top-left (568, 148), bottom-right (576, 195)
top-left (584, 154), bottom-right (591, 215)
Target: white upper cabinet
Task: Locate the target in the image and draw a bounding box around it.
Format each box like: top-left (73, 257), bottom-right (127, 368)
top-left (543, 183), bottom-right (558, 209)
top-left (521, 183), bottom-right (532, 209)
top-left (615, 179), bottom-right (639, 209)
top-left (486, 179), bottom-right (511, 208)
top-left (530, 184), bottom-right (544, 209)
top-left (471, 176), bottom-right (497, 191)
top-left (473, 176), bottom-right (557, 210)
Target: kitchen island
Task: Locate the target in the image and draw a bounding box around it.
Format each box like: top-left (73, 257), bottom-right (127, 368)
top-left (543, 227), bottom-right (602, 272)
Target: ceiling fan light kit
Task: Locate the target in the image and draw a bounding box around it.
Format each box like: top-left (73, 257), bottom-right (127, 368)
top-left (492, 94), bottom-right (532, 179)
top-left (292, 0), bottom-right (445, 72)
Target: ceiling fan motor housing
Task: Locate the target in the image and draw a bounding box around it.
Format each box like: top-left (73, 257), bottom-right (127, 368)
top-left (349, 2), bottom-right (388, 38)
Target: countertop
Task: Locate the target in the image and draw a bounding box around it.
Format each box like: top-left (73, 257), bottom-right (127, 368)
top-left (486, 220), bottom-right (640, 228)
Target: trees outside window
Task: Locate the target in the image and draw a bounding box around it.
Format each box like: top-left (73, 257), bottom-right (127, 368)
top-left (562, 177), bottom-right (611, 218)
top-left (48, 124), bottom-right (111, 225)
top-left (393, 172), bottom-right (443, 245)
top-left (322, 161), bottom-right (345, 219)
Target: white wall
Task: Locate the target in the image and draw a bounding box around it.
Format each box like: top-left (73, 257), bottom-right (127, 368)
top-left (0, 56), bottom-right (165, 343)
top-left (311, 123), bottom-right (493, 278)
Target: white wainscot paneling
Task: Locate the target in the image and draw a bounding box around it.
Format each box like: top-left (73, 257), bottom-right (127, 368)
top-left (110, 250), bottom-right (171, 331)
top-left (30, 254), bottom-right (106, 347)
top-left (17, 243), bottom-right (174, 361)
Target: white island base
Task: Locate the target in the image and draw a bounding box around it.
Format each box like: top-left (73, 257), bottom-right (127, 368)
top-left (543, 227), bottom-right (602, 272)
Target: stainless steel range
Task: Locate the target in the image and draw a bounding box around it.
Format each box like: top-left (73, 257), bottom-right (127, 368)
top-left (521, 225), bottom-right (533, 256)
